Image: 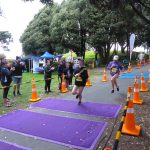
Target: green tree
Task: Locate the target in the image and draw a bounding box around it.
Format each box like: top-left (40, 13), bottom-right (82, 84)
top-left (0, 31), bottom-right (12, 51)
top-left (50, 0), bottom-right (91, 58)
top-left (20, 5), bottom-right (55, 55)
top-left (23, 0), bottom-right (53, 4)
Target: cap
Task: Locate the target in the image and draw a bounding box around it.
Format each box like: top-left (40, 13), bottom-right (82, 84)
top-left (113, 55), bottom-right (119, 61)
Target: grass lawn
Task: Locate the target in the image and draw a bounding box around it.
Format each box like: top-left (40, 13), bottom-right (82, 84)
top-left (0, 69), bottom-right (101, 115)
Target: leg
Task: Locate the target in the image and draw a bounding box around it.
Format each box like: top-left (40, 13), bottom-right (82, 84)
top-left (113, 74), bottom-right (119, 91)
top-left (13, 84), bottom-right (17, 96)
top-left (114, 78), bottom-right (118, 88)
top-left (72, 85), bottom-right (79, 95)
top-left (77, 86), bottom-right (84, 104)
top-left (17, 84), bottom-right (20, 95)
top-left (70, 75), bottom-right (73, 85)
top-left (111, 76), bottom-right (115, 93)
top-left (2, 83), bottom-right (11, 107)
top-left (45, 79), bottom-right (48, 93)
top-left (47, 79), bottom-right (51, 92)
top-left (17, 78), bottom-right (22, 95)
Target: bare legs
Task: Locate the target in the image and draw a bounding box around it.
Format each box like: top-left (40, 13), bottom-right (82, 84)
top-left (111, 74), bottom-right (119, 93)
top-left (13, 84), bottom-right (21, 96)
top-left (72, 85), bottom-right (84, 104)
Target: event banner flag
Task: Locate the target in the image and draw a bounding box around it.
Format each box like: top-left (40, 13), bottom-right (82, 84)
top-left (130, 33), bottom-right (135, 61)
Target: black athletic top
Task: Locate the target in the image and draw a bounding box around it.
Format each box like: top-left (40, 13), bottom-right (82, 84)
top-left (74, 66), bottom-right (88, 86)
top-left (44, 65), bottom-right (54, 79)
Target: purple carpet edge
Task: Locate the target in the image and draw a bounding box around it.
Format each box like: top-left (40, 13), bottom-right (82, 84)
top-left (114, 105), bottom-right (122, 118)
top-left (0, 110), bottom-right (107, 150)
top-left (0, 139), bottom-right (32, 150)
top-left (31, 98), bottom-right (122, 118)
top-left (90, 122), bottom-right (107, 150)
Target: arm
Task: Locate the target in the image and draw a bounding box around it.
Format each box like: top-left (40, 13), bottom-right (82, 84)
top-left (107, 62), bottom-right (112, 70)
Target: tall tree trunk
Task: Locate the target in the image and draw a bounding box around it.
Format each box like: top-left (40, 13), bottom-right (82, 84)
top-left (80, 29), bottom-right (86, 59)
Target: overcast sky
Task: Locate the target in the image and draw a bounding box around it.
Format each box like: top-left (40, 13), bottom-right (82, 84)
top-left (0, 0), bottom-right (63, 59)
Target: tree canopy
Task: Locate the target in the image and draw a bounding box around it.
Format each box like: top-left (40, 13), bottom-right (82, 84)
top-left (0, 31), bottom-right (12, 51)
top-left (20, 0), bottom-right (150, 63)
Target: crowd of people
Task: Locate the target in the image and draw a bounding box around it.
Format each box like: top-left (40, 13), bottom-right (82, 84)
top-left (0, 54), bottom-right (125, 107)
top-left (0, 56), bottom-right (89, 107)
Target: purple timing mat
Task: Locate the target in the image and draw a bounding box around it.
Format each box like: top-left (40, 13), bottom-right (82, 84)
top-left (0, 110), bottom-right (107, 150)
top-left (0, 140), bottom-right (31, 150)
top-left (31, 98), bottom-right (121, 118)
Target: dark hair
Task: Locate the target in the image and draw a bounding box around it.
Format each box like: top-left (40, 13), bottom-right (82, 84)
top-left (1, 61), bottom-right (7, 66)
top-left (16, 56), bottom-right (21, 60)
top-left (78, 58), bottom-right (84, 63)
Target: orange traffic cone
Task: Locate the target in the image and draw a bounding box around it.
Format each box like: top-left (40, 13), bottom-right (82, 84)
top-left (61, 74), bottom-right (68, 93)
top-left (127, 62), bottom-right (132, 72)
top-left (104, 148), bottom-right (111, 150)
top-left (86, 70), bottom-right (92, 86)
top-left (102, 68), bottom-right (107, 82)
top-left (30, 78), bottom-right (41, 102)
top-left (133, 82), bottom-right (143, 104)
top-left (140, 72), bottom-right (149, 92)
top-left (136, 60), bottom-right (140, 69)
top-left (127, 86), bottom-right (132, 99)
top-left (121, 97), bottom-right (141, 136)
top-left (148, 68), bottom-right (150, 84)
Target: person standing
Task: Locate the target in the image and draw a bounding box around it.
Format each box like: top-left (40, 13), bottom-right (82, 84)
top-left (1, 61), bottom-right (15, 107)
top-left (68, 61), bottom-right (74, 86)
top-left (12, 57), bottom-right (26, 96)
top-left (107, 55), bottom-right (123, 93)
top-left (58, 61), bottom-right (65, 90)
top-left (44, 60), bottom-right (55, 93)
top-left (64, 62), bottom-right (70, 89)
top-left (72, 59), bottom-right (88, 105)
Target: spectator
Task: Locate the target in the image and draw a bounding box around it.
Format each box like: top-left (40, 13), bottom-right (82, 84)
top-left (12, 57), bottom-right (26, 96)
top-left (1, 61), bottom-right (15, 107)
top-left (68, 62), bottom-right (74, 86)
top-left (64, 62), bottom-right (71, 88)
top-left (44, 60), bottom-right (55, 93)
top-left (58, 61), bottom-right (65, 90)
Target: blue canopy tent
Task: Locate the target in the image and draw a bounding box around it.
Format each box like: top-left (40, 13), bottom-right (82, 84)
top-left (40, 51), bottom-right (56, 59)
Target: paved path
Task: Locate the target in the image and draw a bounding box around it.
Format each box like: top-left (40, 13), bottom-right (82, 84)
top-left (0, 64), bottom-right (149, 150)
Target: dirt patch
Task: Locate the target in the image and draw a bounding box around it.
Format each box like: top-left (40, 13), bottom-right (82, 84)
top-left (98, 86), bottom-right (150, 150)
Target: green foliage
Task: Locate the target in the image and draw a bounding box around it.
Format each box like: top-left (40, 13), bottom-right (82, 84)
top-left (20, 5), bottom-right (55, 55)
top-left (21, 0), bottom-right (150, 64)
top-left (0, 31), bottom-right (12, 44)
top-left (0, 31), bottom-right (12, 51)
top-left (23, 0), bottom-right (53, 4)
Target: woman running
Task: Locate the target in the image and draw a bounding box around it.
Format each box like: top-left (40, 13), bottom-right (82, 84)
top-left (72, 59), bottom-right (88, 105)
top-left (107, 55), bottom-right (123, 93)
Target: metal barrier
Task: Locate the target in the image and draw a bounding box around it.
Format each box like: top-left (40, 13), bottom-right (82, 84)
top-left (112, 100), bottom-right (129, 150)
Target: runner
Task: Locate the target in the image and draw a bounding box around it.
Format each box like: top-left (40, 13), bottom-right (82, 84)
top-left (72, 59), bottom-right (88, 105)
top-left (107, 55), bottom-right (123, 93)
